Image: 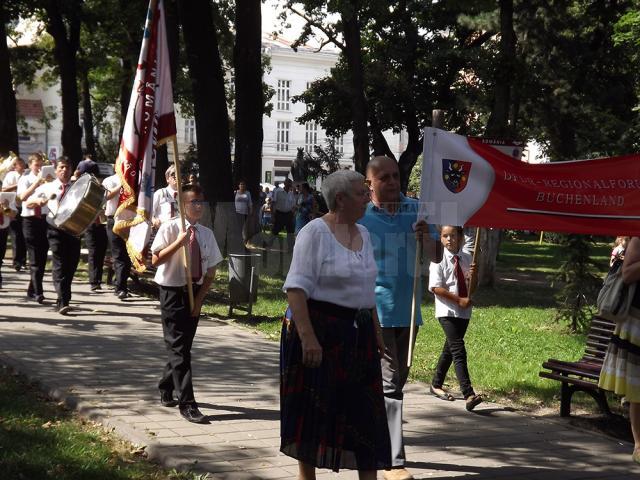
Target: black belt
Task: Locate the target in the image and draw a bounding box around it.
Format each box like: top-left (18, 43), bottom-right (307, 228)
top-left (307, 298), bottom-right (363, 319)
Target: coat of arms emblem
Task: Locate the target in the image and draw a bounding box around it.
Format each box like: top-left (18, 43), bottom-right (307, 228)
top-left (442, 159), bottom-right (472, 193)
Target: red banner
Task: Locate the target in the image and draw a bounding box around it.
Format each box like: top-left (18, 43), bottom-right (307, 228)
top-left (419, 128), bottom-right (640, 236)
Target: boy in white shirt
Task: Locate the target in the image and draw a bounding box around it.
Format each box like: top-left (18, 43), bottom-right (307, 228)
top-left (151, 184), bottom-right (222, 424)
top-left (152, 165), bottom-right (178, 228)
top-left (102, 173), bottom-right (131, 299)
top-left (17, 154), bottom-right (49, 302)
top-left (428, 225), bottom-right (482, 411)
top-left (2, 156), bottom-right (27, 271)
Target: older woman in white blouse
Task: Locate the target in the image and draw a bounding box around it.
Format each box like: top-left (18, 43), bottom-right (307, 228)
top-left (280, 170), bottom-right (391, 480)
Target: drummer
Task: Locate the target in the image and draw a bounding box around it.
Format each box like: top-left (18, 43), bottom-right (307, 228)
top-left (29, 157), bottom-right (80, 315)
top-left (152, 165), bottom-right (179, 228)
top-left (75, 159), bottom-right (107, 292)
top-left (17, 154), bottom-right (49, 303)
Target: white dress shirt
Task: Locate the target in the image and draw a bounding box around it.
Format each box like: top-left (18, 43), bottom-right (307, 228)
top-left (0, 197), bottom-right (17, 229)
top-left (283, 218), bottom-right (377, 310)
top-left (34, 178), bottom-right (72, 224)
top-left (152, 186), bottom-right (178, 222)
top-left (102, 174), bottom-right (121, 216)
top-left (18, 173), bottom-right (49, 217)
top-left (273, 187), bottom-right (295, 213)
top-left (151, 218), bottom-right (223, 286)
top-left (428, 248), bottom-right (473, 319)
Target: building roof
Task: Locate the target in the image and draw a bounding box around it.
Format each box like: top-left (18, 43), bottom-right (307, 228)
top-left (16, 99), bottom-right (45, 119)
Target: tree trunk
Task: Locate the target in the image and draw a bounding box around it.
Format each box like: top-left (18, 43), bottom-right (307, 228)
top-left (45, 0), bottom-right (83, 168)
top-left (80, 65), bottom-right (96, 158)
top-left (397, 123), bottom-right (422, 195)
top-left (478, 0), bottom-right (516, 287)
top-left (341, 9), bottom-right (369, 174)
top-left (0, 5), bottom-right (18, 156)
top-left (178, 0), bottom-right (237, 251)
top-left (369, 113), bottom-right (395, 160)
top-left (234, 0), bottom-right (263, 244)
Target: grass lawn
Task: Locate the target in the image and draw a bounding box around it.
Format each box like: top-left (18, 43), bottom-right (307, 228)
top-left (202, 235), bottom-right (615, 410)
top-left (0, 366), bottom-right (203, 480)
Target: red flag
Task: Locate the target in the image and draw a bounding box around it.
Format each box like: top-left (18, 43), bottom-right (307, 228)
top-left (420, 128), bottom-right (640, 236)
top-left (113, 0), bottom-right (176, 272)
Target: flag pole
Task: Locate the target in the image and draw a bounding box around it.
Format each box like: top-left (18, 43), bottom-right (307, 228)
top-left (171, 139), bottom-right (194, 311)
top-left (468, 227), bottom-right (481, 297)
top-left (407, 109), bottom-right (444, 368)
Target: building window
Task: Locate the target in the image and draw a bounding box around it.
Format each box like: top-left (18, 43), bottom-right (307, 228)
top-left (277, 121), bottom-right (290, 152)
top-left (277, 80), bottom-right (291, 111)
top-left (334, 135), bottom-right (344, 154)
top-left (184, 118), bottom-right (196, 144)
top-left (305, 122), bottom-right (318, 152)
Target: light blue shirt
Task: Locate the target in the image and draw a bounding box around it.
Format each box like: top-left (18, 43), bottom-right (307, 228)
top-left (359, 194), bottom-right (438, 328)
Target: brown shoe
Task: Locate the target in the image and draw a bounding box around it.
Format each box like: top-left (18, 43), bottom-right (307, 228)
top-left (383, 468), bottom-right (414, 480)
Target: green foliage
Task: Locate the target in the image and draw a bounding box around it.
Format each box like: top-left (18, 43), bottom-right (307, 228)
top-left (552, 235), bottom-right (603, 332)
top-left (407, 154), bottom-right (422, 196)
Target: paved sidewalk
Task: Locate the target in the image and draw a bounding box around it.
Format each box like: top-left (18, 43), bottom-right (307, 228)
top-left (0, 267), bottom-right (637, 479)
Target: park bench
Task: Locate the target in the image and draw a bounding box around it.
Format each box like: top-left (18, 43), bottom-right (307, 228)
top-left (539, 315), bottom-right (616, 417)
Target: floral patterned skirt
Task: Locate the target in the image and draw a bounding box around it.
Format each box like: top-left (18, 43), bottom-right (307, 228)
top-left (280, 299), bottom-right (391, 472)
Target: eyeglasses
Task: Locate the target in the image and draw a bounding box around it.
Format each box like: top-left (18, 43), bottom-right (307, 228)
top-left (187, 200), bottom-right (207, 206)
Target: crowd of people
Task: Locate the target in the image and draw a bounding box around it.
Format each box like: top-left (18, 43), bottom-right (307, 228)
top-left (2, 152), bottom-right (637, 475)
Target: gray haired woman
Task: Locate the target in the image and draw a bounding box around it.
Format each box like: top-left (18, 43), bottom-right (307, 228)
top-left (280, 170), bottom-right (391, 479)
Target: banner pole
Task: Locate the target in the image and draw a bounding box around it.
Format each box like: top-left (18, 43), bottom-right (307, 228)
top-left (539, 231), bottom-right (544, 245)
top-left (468, 227), bottom-right (481, 298)
top-left (171, 139), bottom-right (194, 311)
top-left (407, 239), bottom-right (422, 368)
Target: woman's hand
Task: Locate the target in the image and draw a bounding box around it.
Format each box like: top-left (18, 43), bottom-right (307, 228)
top-left (300, 331), bottom-right (322, 368)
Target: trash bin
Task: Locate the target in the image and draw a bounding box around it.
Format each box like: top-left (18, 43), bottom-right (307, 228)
top-left (228, 253), bottom-right (261, 315)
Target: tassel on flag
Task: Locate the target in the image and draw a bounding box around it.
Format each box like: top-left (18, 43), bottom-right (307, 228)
top-left (113, 0), bottom-right (176, 272)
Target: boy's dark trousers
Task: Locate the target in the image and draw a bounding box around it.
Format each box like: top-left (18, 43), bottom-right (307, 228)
top-left (106, 217), bottom-right (131, 293)
top-left (22, 216), bottom-right (48, 297)
top-left (432, 316), bottom-right (474, 398)
top-left (85, 222), bottom-right (107, 286)
top-left (47, 225), bottom-right (81, 307)
top-left (158, 284), bottom-right (202, 407)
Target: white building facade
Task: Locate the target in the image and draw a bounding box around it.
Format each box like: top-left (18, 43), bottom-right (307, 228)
top-left (13, 36), bottom-right (407, 179)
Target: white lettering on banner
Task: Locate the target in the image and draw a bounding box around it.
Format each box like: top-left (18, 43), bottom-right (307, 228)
top-left (504, 171), bottom-right (640, 190)
top-left (535, 192), bottom-right (624, 207)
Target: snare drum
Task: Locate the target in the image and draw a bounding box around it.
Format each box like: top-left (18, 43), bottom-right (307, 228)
top-left (53, 174), bottom-right (107, 236)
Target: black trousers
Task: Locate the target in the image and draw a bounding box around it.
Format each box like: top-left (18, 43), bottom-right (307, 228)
top-left (432, 316), bottom-right (475, 399)
top-left (9, 211), bottom-right (26, 268)
top-left (0, 227), bottom-right (8, 283)
top-left (85, 223), bottom-right (107, 286)
top-left (47, 225), bottom-right (81, 307)
top-left (158, 284), bottom-right (201, 407)
top-left (106, 217), bottom-right (131, 293)
top-left (22, 216), bottom-right (49, 297)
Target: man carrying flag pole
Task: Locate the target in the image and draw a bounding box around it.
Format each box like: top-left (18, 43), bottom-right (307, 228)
top-left (112, 0), bottom-right (185, 276)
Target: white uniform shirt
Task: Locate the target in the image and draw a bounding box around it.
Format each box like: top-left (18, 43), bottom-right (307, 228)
top-left (18, 173), bottom-right (48, 217)
top-left (273, 187), bottom-right (295, 213)
top-left (428, 248), bottom-right (473, 319)
top-left (34, 178), bottom-right (72, 222)
top-left (151, 218), bottom-right (223, 287)
top-left (3, 170), bottom-right (22, 191)
top-left (152, 186), bottom-right (178, 222)
top-left (283, 218), bottom-right (378, 310)
top-left (102, 174), bottom-right (121, 216)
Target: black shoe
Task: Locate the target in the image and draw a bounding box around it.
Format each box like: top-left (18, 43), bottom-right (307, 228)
top-left (179, 404), bottom-right (207, 424)
top-left (117, 290), bottom-right (129, 300)
top-left (35, 294), bottom-right (45, 304)
top-left (160, 391), bottom-right (178, 407)
top-left (58, 305), bottom-right (71, 315)
top-left (90, 284), bottom-right (102, 291)
top-left (14, 264), bottom-right (22, 272)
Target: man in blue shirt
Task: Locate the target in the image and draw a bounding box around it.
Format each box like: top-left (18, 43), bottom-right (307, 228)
top-left (359, 156), bottom-right (439, 480)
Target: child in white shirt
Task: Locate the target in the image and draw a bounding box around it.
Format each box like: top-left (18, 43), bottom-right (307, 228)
top-left (428, 225), bottom-right (482, 411)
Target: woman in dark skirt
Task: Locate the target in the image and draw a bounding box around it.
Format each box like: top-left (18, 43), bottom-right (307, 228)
top-left (281, 170), bottom-right (391, 479)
